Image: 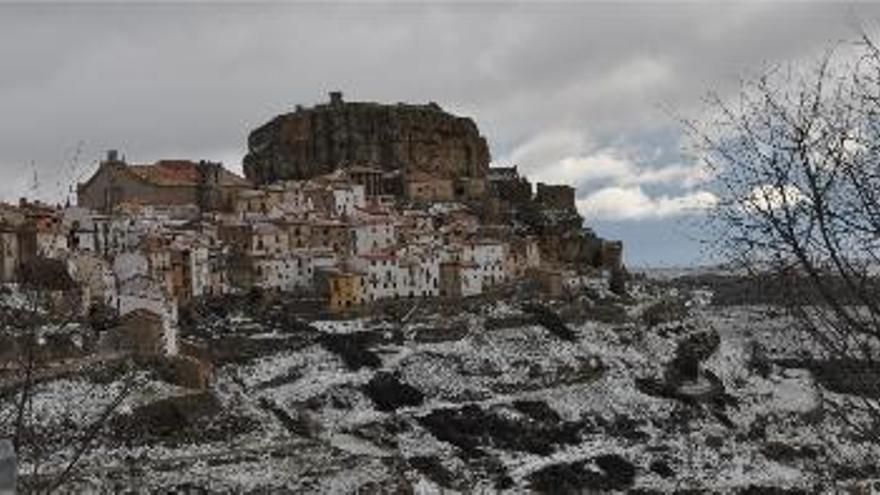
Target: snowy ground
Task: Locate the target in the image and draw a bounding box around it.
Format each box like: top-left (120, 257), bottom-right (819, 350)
top-left (7, 281), bottom-right (880, 493)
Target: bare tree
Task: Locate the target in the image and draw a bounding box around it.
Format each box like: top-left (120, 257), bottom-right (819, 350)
top-left (687, 34), bottom-right (880, 438)
top-left (0, 258), bottom-right (135, 492)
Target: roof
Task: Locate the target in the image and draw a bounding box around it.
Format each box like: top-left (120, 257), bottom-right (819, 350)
top-left (127, 160), bottom-right (251, 188)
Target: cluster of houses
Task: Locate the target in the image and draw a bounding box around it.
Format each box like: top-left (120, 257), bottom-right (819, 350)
top-left (0, 151), bottom-right (619, 360)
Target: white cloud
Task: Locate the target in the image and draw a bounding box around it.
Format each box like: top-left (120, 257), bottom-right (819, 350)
top-left (577, 185), bottom-right (717, 221)
top-left (505, 129), bottom-right (590, 171)
top-left (504, 133), bottom-right (709, 191)
top-left (502, 132), bottom-right (715, 221)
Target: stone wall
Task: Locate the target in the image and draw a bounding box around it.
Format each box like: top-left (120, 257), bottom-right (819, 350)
top-left (77, 160), bottom-right (243, 213)
top-left (535, 183), bottom-right (576, 211)
top-left (243, 94), bottom-right (491, 185)
top-left (78, 162), bottom-right (198, 212)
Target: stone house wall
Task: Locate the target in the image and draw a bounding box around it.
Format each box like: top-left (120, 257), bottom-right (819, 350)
top-left (535, 183), bottom-right (576, 211)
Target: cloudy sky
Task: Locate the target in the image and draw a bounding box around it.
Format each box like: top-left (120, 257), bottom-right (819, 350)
top-left (0, 2), bottom-right (876, 266)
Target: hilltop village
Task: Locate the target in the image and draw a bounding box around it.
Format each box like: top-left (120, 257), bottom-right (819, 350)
top-left (0, 93), bottom-right (622, 359)
top-left (5, 95), bottom-right (879, 494)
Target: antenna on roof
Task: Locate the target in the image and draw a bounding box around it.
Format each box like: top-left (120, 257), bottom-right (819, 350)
top-left (30, 161), bottom-right (39, 197)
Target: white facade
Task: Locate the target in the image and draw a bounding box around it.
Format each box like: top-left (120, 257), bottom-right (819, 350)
top-left (187, 244), bottom-right (211, 299)
top-left (280, 183), bottom-right (314, 215)
top-left (250, 223), bottom-right (287, 257)
top-left (462, 241), bottom-right (507, 288)
top-left (398, 255), bottom-right (440, 298)
top-left (254, 251), bottom-right (315, 291)
top-left (351, 218), bottom-right (396, 255)
top-left (460, 264), bottom-right (483, 297)
top-left (351, 247), bottom-right (441, 301)
top-left (332, 184), bottom-right (366, 217)
top-left (352, 253), bottom-right (402, 302)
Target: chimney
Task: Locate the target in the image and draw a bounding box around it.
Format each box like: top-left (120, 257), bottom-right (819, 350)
top-left (329, 91), bottom-right (343, 106)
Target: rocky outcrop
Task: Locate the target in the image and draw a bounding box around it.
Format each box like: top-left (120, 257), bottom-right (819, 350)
top-left (243, 93), bottom-right (491, 185)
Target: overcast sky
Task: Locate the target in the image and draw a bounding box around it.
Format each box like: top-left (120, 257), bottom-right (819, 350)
top-left (0, 2), bottom-right (876, 266)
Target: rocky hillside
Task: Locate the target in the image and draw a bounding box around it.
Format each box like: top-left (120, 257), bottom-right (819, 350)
top-left (12, 279), bottom-right (880, 492)
top-left (243, 94), bottom-right (490, 184)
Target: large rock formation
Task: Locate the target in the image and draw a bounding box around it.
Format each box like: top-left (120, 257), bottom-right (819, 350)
top-left (243, 92), bottom-right (491, 185)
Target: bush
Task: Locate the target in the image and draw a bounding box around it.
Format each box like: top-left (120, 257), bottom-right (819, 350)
top-left (641, 298), bottom-right (689, 328)
top-left (528, 454), bottom-right (636, 493)
top-left (363, 372), bottom-right (424, 412)
top-left (317, 332), bottom-right (382, 370)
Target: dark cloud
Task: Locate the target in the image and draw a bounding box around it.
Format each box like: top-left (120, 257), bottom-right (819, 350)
top-left (0, 2), bottom-right (875, 265)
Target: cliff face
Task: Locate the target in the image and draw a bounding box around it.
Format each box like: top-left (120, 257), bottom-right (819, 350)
top-left (243, 95), bottom-right (491, 185)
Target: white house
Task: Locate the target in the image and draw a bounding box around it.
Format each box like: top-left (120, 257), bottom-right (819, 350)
top-left (462, 240), bottom-right (508, 288)
top-left (350, 216), bottom-right (397, 255)
top-left (331, 184), bottom-right (366, 217)
top-left (397, 252), bottom-right (440, 298)
top-left (352, 251), bottom-right (401, 302)
top-left (460, 262), bottom-right (483, 297)
top-left (250, 222), bottom-right (288, 257)
top-left (254, 250), bottom-right (316, 292)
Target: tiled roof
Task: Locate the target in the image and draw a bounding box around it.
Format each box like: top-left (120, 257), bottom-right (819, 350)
top-left (127, 160), bottom-right (251, 187)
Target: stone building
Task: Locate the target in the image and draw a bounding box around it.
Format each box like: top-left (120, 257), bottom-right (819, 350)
top-left (461, 240), bottom-right (508, 288)
top-left (535, 183), bottom-right (576, 211)
top-left (117, 275), bottom-right (179, 355)
top-left (0, 223), bottom-right (20, 283)
top-left (77, 151), bottom-right (251, 213)
top-left (398, 253), bottom-right (440, 299)
top-left (488, 166), bottom-right (533, 203)
top-left (350, 217), bottom-right (396, 255)
top-left (310, 219), bottom-right (352, 253)
top-left (599, 240), bottom-right (624, 271)
top-left (319, 269), bottom-right (364, 311)
top-left (439, 261), bottom-right (463, 298)
top-left (533, 268), bottom-right (564, 300)
top-left (353, 251), bottom-right (401, 302)
top-left (102, 308), bottom-right (167, 357)
top-left (281, 219), bottom-right (313, 250)
top-left (348, 166), bottom-right (385, 197)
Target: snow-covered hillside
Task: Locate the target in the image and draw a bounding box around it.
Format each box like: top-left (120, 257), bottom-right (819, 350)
top-left (10, 281), bottom-right (880, 493)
